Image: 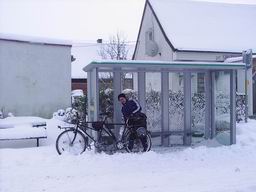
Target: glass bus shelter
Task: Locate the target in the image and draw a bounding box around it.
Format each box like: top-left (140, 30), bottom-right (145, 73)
top-left (84, 60), bottom-right (245, 146)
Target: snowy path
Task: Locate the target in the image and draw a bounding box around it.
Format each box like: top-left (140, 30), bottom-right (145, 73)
top-left (1, 119), bottom-right (256, 192)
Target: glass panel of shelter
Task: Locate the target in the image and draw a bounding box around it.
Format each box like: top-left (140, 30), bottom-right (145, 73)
top-left (95, 68), bottom-right (233, 147)
top-left (121, 72), bottom-right (138, 100)
top-left (145, 72), bottom-right (162, 145)
top-left (119, 71), bottom-right (205, 146)
top-left (169, 72), bottom-right (184, 145)
top-left (98, 72), bottom-right (114, 122)
top-left (214, 71), bottom-right (231, 145)
top-left (191, 72), bottom-right (206, 145)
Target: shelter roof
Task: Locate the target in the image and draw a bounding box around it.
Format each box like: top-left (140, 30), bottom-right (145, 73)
top-left (84, 60), bottom-right (245, 71)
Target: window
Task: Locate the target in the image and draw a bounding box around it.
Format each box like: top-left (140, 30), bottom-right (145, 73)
top-left (145, 28), bottom-right (154, 41)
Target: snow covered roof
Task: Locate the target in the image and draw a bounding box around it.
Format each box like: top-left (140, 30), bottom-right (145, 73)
top-left (72, 43), bottom-right (102, 79)
top-left (148, 0), bottom-right (256, 53)
top-left (0, 33), bottom-right (72, 46)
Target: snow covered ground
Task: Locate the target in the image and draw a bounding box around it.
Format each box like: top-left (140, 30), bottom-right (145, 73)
top-left (1, 118), bottom-right (256, 192)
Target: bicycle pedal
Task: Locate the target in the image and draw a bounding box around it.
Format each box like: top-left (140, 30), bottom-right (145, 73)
top-left (86, 145), bottom-right (92, 151)
top-left (116, 141), bottom-right (124, 150)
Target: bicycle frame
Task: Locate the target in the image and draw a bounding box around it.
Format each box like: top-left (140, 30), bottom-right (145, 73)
top-left (69, 119), bottom-right (128, 150)
top-left (56, 114), bottom-right (152, 154)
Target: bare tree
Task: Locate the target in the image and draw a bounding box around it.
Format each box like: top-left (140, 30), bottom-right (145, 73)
top-left (97, 33), bottom-right (131, 115)
top-left (98, 32), bottom-right (129, 60)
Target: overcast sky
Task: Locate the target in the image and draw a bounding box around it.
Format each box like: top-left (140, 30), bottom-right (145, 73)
top-left (1, 0), bottom-right (256, 43)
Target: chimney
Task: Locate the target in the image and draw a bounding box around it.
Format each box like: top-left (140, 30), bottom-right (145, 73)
top-left (97, 39), bottom-right (103, 43)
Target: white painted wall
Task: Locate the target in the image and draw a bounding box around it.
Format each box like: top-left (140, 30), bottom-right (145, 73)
top-left (0, 40), bottom-right (71, 118)
top-left (134, 4), bottom-right (175, 91)
top-left (134, 4), bottom-right (173, 62)
top-left (237, 68), bottom-right (253, 115)
top-left (173, 51), bottom-right (239, 62)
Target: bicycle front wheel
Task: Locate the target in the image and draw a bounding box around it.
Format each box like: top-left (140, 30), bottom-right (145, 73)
top-left (56, 129), bottom-right (87, 155)
top-left (124, 131), bottom-right (152, 153)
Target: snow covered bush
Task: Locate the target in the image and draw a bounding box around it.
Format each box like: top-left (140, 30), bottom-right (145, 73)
top-left (216, 92), bottom-right (230, 115)
top-left (169, 90), bottom-right (184, 115)
top-left (169, 90), bottom-right (184, 131)
top-left (53, 90), bottom-right (88, 124)
top-left (72, 95), bottom-right (87, 121)
top-left (99, 88), bottom-right (114, 119)
top-left (146, 89), bottom-right (206, 132)
top-left (71, 89), bottom-right (84, 103)
top-left (122, 89), bottom-right (138, 100)
top-left (53, 108), bottom-right (79, 124)
top-left (236, 94), bottom-right (246, 123)
top-left (168, 90), bottom-right (206, 131)
top-left (215, 92), bottom-right (230, 131)
top-left (192, 93), bottom-right (205, 131)
top-left (146, 89), bottom-right (161, 131)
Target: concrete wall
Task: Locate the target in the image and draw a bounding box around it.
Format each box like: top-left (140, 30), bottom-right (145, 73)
top-left (0, 40), bottom-right (71, 118)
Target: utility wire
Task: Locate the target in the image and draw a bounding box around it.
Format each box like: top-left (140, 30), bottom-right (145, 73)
top-left (72, 40), bottom-right (137, 47)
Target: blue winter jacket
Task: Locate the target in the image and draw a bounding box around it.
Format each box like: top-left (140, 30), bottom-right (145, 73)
top-left (121, 99), bottom-right (141, 120)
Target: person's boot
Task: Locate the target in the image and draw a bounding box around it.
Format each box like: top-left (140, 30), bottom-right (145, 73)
top-left (128, 139), bottom-right (134, 151)
top-left (140, 136), bottom-right (148, 152)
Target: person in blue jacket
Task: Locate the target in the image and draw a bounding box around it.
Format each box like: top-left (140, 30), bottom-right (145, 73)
top-left (118, 93), bottom-right (148, 152)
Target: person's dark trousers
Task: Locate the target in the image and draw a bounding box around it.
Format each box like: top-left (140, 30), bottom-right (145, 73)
top-left (128, 129), bottom-right (148, 151)
top-left (140, 136), bottom-right (148, 152)
top-left (128, 131), bottom-right (136, 151)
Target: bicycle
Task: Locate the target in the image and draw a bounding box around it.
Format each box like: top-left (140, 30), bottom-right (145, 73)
top-left (55, 112), bottom-right (152, 155)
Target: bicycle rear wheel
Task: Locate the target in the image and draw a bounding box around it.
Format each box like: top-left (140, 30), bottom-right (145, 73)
top-left (56, 129), bottom-right (87, 155)
top-left (124, 131), bottom-right (152, 153)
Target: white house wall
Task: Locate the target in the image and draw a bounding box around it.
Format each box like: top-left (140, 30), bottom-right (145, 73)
top-left (173, 51), bottom-right (240, 62)
top-left (237, 68), bottom-right (253, 115)
top-left (0, 40), bottom-right (71, 118)
top-left (134, 3), bottom-right (173, 62)
top-left (134, 4), bottom-right (177, 91)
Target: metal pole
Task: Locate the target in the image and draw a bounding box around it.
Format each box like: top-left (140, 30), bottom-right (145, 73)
top-left (138, 70), bottom-right (146, 113)
top-left (113, 68), bottom-right (122, 137)
top-left (243, 49), bottom-right (253, 123)
top-left (205, 71), bottom-right (211, 139)
top-left (211, 72), bottom-right (216, 139)
top-left (184, 72), bottom-right (192, 145)
top-left (243, 52), bottom-right (248, 123)
top-left (230, 70), bottom-right (236, 144)
top-left (161, 71), bottom-right (169, 146)
top-left (245, 71), bottom-right (248, 122)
